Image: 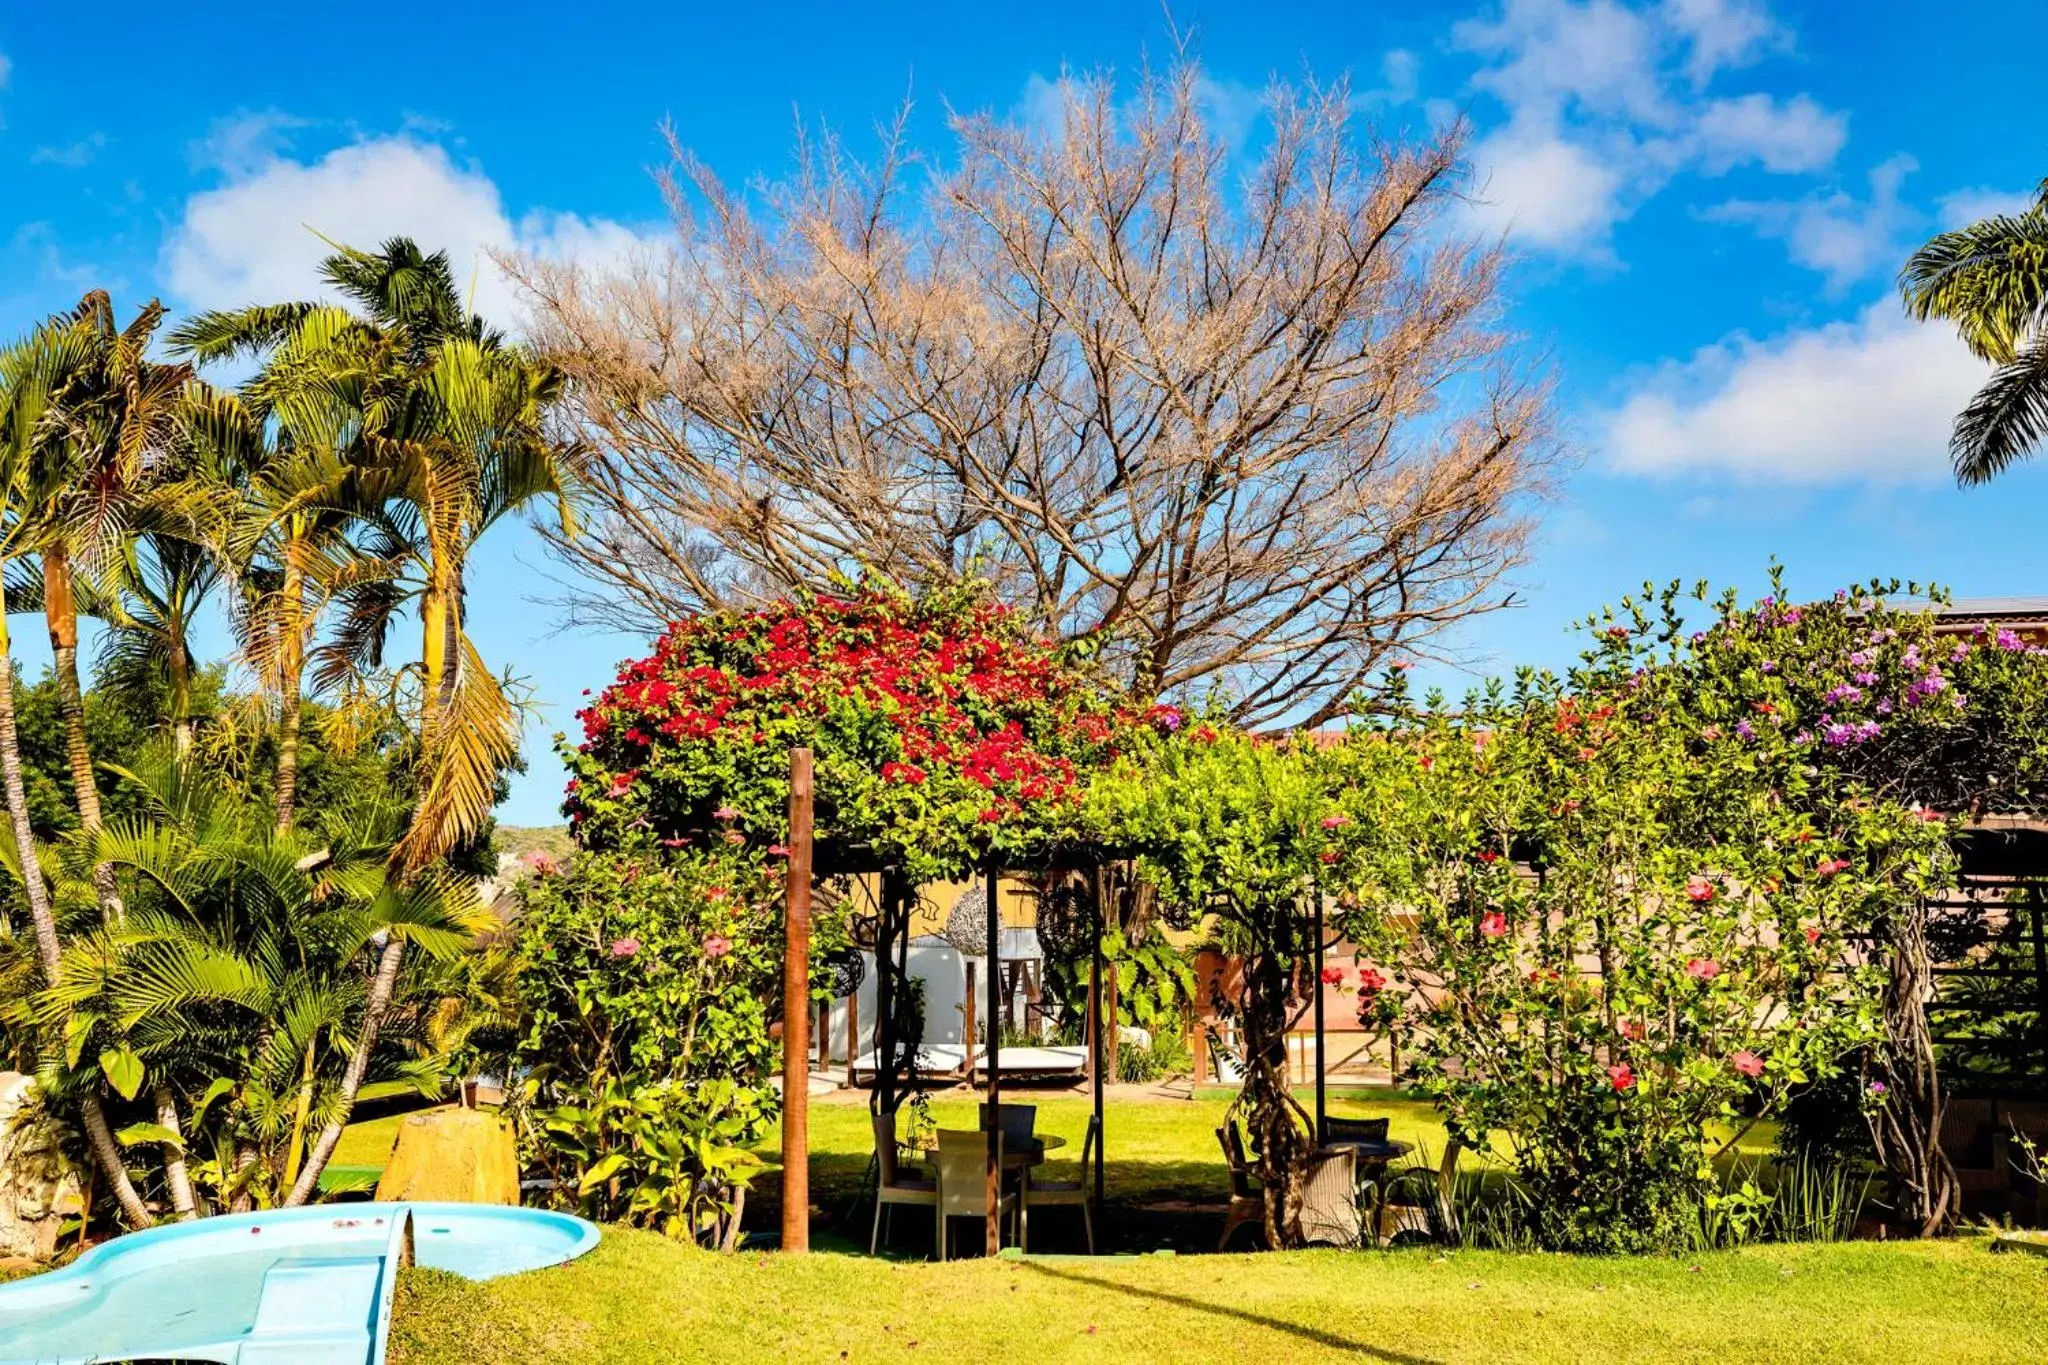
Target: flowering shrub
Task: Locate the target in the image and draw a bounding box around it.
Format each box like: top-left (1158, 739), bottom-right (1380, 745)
top-left (509, 848), bottom-right (797, 1243)
top-left (1322, 582), bottom-right (1954, 1252)
top-left (564, 580), bottom-right (1154, 880)
top-left (1090, 726), bottom-right (1366, 1247)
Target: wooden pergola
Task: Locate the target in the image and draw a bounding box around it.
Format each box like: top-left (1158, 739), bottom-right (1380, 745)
top-left (777, 749), bottom-right (1113, 1255)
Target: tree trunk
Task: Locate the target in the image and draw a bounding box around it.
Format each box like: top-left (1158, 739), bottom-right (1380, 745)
top-left (1869, 900), bottom-right (1959, 1236)
top-left (155, 1084), bottom-right (198, 1219)
top-left (273, 544), bottom-right (305, 833)
top-left (281, 1037), bottom-right (317, 1190)
top-left (0, 591), bottom-right (154, 1229)
top-left (283, 935), bottom-right (406, 1206)
top-left (42, 543), bottom-right (123, 925)
top-left (169, 636), bottom-right (193, 760)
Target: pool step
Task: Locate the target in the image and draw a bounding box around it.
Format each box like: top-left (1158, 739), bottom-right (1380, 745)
top-left (239, 1254), bottom-right (384, 1364)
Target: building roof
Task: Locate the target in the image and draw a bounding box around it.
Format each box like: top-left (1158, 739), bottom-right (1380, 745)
top-left (1936, 596), bottom-right (2048, 622)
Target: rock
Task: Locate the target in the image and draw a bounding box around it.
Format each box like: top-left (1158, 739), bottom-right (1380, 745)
top-left (0, 1073), bottom-right (84, 1261)
top-left (374, 1107), bottom-right (521, 1205)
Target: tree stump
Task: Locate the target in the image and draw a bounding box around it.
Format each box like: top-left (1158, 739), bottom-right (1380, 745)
top-left (0, 1073), bottom-right (84, 1260)
top-left (373, 1108), bottom-right (520, 1205)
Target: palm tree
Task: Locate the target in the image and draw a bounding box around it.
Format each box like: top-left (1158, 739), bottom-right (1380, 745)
top-left (13, 293), bottom-right (201, 929)
top-left (172, 238), bottom-right (580, 1199)
top-left (0, 314), bottom-right (157, 1228)
top-left (1901, 181), bottom-right (2048, 483)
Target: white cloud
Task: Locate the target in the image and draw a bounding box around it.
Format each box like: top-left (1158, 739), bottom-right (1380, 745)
top-left (1454, 0), bottom-right (1673, 126)
top-left (162, 132), bottom-right (656, 329)
top-left (1604, 300), bottom-right (1989, 482)
top-left (1373, 49), bottom-right (1422, 106)
top-left (1465, 121), bottom-right (1631, 251)
top-left (32, 133), bottom-right (107, 169)
top-left (1706, 153), bottom-right (1917, 291)
top-left (1661, 0), bottom-right (1785, 86)
top-left (1452, 0), bottom-right (1843, 255)
top-left (1938, 185), bottom-right (2038, 229)
top-left (1693, 93), bottom-right (1844, 173)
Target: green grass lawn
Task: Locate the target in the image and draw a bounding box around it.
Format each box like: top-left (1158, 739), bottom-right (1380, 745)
top-left (388, 1231), bottom-right (2048, 1364)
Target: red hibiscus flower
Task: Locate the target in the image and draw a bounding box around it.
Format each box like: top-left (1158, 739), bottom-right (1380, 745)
top-left (1731, 1051), bottom-right (1765, 1078)
top-left (1815, 858), bottom-right (1851, 877)
top-left (609, 937), bottom-right (641, 959)
top-left (1476, 850), bottom-right (1501, 865)
top-left (1607, 1063), bottom-right (1637, 1091)
top-left (1685, 876), bottom-right (1715, 903)
top-left (1479, 911), bottom-right (1508, 939)
top-left (1319, 966), bottom-right (1345, 986)
top-left (1685, 957), bottom-right (1721, 980)
top-left (1320, 813), bottom-right (1352, 830)
top-left (1358, 967), bottom-right (1388, 993)
top-left (702, 934), bottom-right (732, 958)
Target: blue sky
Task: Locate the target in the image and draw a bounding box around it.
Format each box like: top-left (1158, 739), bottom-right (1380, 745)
top-left (1, 0), bottom-right (2045, 824)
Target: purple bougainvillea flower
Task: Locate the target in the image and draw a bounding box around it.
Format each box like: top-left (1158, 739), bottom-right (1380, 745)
top-left (1997, 629), bottom-right (2025, 652)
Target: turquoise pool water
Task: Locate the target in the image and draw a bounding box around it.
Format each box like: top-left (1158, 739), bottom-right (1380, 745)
top-left (0, 1202), bottom-right (598, 1365)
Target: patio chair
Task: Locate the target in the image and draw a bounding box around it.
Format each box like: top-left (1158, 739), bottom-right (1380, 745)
top-left (1021, 1114), bottom-right (1098, 1254)
top-left (869, 1111), bottom-right (938, 1256)
top-left (1299, 1146), bottom-right (1364, 1248)
top-left (1322, 1115), bottom-right (1390, 1145)
top-left (978, 1102), bottom-right (1038, 1149)
top-left (934, 1128), bottom-right (1019, 1261)
top-left (1217, 1123), bottom-right (1267, 1251)
top-left (1373, 1139), bottom-right (1464, 1246)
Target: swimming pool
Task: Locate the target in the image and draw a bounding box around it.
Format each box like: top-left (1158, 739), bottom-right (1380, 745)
top-left (0, 1202), bottom-right (599, 1365)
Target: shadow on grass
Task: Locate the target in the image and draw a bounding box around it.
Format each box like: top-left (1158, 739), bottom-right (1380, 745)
top-left (1016, 1260), bottom-right (1446, 1365)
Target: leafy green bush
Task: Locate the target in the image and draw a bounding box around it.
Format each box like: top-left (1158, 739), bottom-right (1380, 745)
top-left (510, 848), bottom-right (796, 1245)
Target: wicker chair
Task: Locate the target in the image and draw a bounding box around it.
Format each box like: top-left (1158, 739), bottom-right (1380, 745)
top-left (978, 1102), bottom-right (1038, 1149)
top-left (1021, 1114), bottom-right (1098, 1253)
top-left (1373, 1139), bottom-right (1465, 1246)
top-left (1216, 1123), bottom-right (1267, 1251)
top-left (1299, 1147), bottom-right (1364, 1248)
top-left (934, 1128), bottom-right (1019, 1260)
top-left (1322, 1115), bottom-right (1390, 1145)
top-left (869, 1111), bottom-right (937, 1255)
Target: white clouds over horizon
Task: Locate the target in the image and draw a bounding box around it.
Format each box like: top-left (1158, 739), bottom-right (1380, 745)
top-left (1603, 300), bottom-right (1988, 483)
top-left (163, 117), bottom-right (657, 328)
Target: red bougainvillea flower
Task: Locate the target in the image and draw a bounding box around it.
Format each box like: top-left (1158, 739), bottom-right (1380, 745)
top-left (1320, 813), bottom-right (1352, 830)
top-left (1685, 876), bottom-right (1715, 903)
top-left (1479, 911), bottom-right (1508, 939)
top-left (767, 845), bottom-right (790, 858)
top-left (661, 836), bottom-right (691, 849)
top-left (1918, 808), bottom-right (1944, 822)
top-left (1319, 965), bottom-right (1345, 985)
top-left (1418, 754), bottom-right (1436, 771)
top-left (712, 806), bottom-right (739, 822)
top-left (881, 761), bottom-right (928, 785)
top-left (1815, 858), bottom-right (1851, 877)
top-left (705, 886), bottom-right (727, 902)
top-left (1606, 1063), bottom-right (1637, 1091)
top-left (523, 850), bottom-right (560, 876)
top-left (1476, 850), bottom-right (1501, 865)
top-left (702, 934), bottom-right (732, 958)
top-left (1685, 957), bottom-right (1721, 980)
top-left (1358, 967), bottom-right (1388, 992)
top-left (1619, 1019), bottom-right (1646, 1041)
top-left (1803, 924), bottom-right (1822, 945)
top-left (1193, 724), bottom-right (1220, 743)
top-left (1731, 1050), bottom-right (1766, 1078)
top-left (609, 937), bottom-right (641, 959)
top-left (1317, 848), bottom-right (1341, 864)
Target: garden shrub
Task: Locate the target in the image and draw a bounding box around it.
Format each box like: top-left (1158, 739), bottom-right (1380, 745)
top-left (509, 848), bottom-right (799, 1244)
top-left (1324, 581), bottom-right (1954, 1252)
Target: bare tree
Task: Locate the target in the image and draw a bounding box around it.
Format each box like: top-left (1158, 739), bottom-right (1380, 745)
top-left (511, 61), bottom-right (1560, 726)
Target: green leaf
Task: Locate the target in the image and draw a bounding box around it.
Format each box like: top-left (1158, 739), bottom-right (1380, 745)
top-left (578, 1152), bottom-right (629, 1193)
top-left (100, 1045), bottom-right (145, 1101)
top-left (116, 1121), bottom-right (184, 1150)
top-left (190, 1077), bottom-right (236, 1124)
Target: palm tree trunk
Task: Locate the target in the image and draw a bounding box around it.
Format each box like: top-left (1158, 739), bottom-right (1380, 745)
top-left (280, 1036), bottom-right (317, 1189)
top-left (282, 935), bottom-right (405, 1207)
top-left (169, 636), bottom-right (193, 760)
top-left (42, 541), bottom-right (123, 925)
top-left (0, 586), bottom-right (154, 1229)
top-left (154, 1083), bottom-right (197, 1218)
top-left (273, 544), bottom-right (305, 833)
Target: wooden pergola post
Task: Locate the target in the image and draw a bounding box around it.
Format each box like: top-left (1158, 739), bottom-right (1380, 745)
top-left (780, 748), bottom-right (814, 1253)
top-left (984, 860), bottom-right (1003, 1255)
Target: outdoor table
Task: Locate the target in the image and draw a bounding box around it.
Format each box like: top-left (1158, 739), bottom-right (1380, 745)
top-left (1320, 1137), bottom-right (1412, 1168)
top-left (917, 1133), bottom-right (1066, 1168)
